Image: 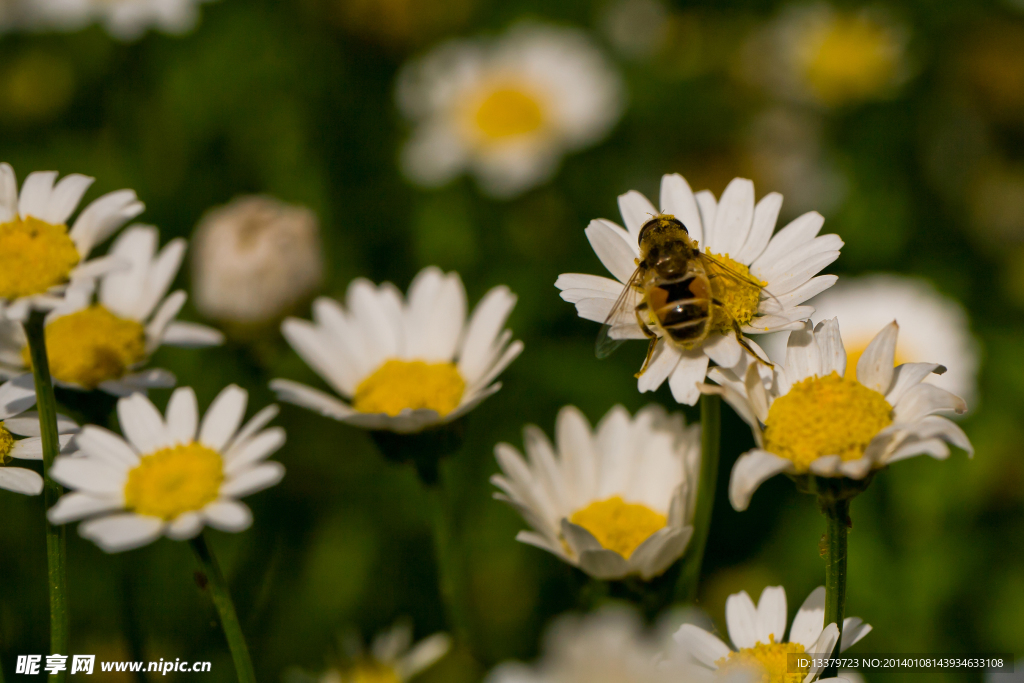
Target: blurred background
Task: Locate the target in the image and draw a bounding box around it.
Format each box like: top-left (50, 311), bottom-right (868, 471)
top-left (0, 0), bottom-right (1021, 681)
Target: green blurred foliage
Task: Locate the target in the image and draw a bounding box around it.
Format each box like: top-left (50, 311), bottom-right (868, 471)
top-left (2, 0), bottom-right (1024, 682)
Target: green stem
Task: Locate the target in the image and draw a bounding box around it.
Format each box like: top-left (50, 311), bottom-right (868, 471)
top-left (675, 393), bottom-right (720, 603)
top-left (189, 534), bottom-right (256, 683)
top-left (821, 498), bottom-right (849, 679)
top-left (24, 311), bottom-right (69, 683)
top-left (424, 478), bottom-right (476, 651)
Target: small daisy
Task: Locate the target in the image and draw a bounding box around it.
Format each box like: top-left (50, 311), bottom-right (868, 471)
top-left (487, 606), bottom-right (698, 683)
top-left (705, 319), bottom-right (973, 512)
top-left (0, 163), bottom-right (144, 321)
top-left (27, 0), bottom-right (216, 41)
top-left (47, 384), bottom-right (285, 553)
top-left (395, 22), bottom-right (625, 198)
top-left (272, 266), bottom-right (523, 435)
top-left (0, 225), bottom-right (223, 395)
top-left (320, 621), bottom-right (451, 683)
top-left (674, 586), bottom-right (870, 683)
top-left (0, 374), bottom-right (77, 496)
top-left (809, 274), bottom-right (979, 406)
top-left (556, 173), bottom-right (842, 405)
top-left (492, 404), bottom-right (699, 581)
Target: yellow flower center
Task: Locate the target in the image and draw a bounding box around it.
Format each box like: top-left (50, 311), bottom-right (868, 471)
top-left (0, 423), bottom-right (14, 465)
top-left (21, 305), bottom-right (147, 389)
top-left (802, 15), bottom-right (900, 106)
top-left (0, 216), bottom-right (80, 300)
top-left (763, 372), bottom-right (893, 473)
top-left (706, 251), bottom-right (765, 333)
top-left (569, 496), bottom-right (667, 559)
top-left (843, 339), bottom-right (908, 383)
top-left (349, 664), bottom-right (401, 683)
top-left (353, 359), bottom-right (466, 417)
top-left (473, 85), bottom-right (546, 141)
top-left (716, 637), bottom-right (807, 683)
top-left (124, 443), bottom-right (224, 520)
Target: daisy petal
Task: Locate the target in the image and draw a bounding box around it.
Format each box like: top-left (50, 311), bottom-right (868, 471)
top-left (725, 590), bottom-right (760, 649)
top-left (757, 585), bottom-right (788, 644)
top-left (789, 587), bottom-right (826, 650)
top-left (165, 387), bottom-right (199, 445)
top-left (198, 385), bottom-right (248, 452)
top-left (79, 514), bottom-right (164, 553)
top-left (660, 174), bottom-right (704, 246)
top-left (203, 500), bottom-right (253, 532)
top-left (856, 321), bottom-right (899, 394)
top-left (117, 393), bottom-right (170, 454)
top-left (673, 624), bottom-right (732, 668)
top-left (166, 512), bottom-right (204, 540)
top-left (0, 467), bottom-right (44, 495)
top-left (729, 449), bottom-right (791, 511)
top-left (617, 190), bottom-right (658, 242)
top-left (585, 219), bottom-right (639, 283)
top-left (220, 461), bottom-right (284, 497)
top-left (47, 492), bottom-right (123, 524)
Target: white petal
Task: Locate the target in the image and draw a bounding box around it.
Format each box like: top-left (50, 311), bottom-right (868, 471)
top-left (397, 634), bottom-right (452, 680)
top-left (50, 456), bottom-right (126, 495)
top-left (198, 385), bottom-right (248, 452)
top-left (228, 404), bottom-right (281, 452)
top-left (673, 624), bottom-right (732, 669)
top-left (74, 426), bottom-right (140, 468)
top-left (751, 211), bottom-right (824, 276)
top-left (203, 500), bottom-right (253, 532)
top-left (729, 450), bottom-right (791, 511)
top-left (617, 190), bottom-right (658, 242)
top-left (220, 462), bottom-right (285, 497)
top-left (10, 435), bottom-right (75, 460)
top-left (725, 590), bottom-right (760, 649)
top-left (885, 362), bottom-right (945, 406)
top-left (709, 178), bottom-right (754, 257)
top-left (47, 492), bottom-right (123, 524)
top-left (856, 322), bottom-right (899, 394)
top-left (694, 190), bottom-right (717, 245)
top-left (785, 322), bottom-right (821, 382)
top-left (703, 333), bottom-right (743, 369)
top-left (161, 322), bottom-right (225, 347)
top-left (806, 623), bottom-right (840, 679)
top-left (117, 393), bottom-right (170, 454)
top-left (668, 351), bottom-right (711, 406)
top-left (756, 586), bottom-right (788, 643)
top-left (637, 340), bottom-right (682, 393)
top-left (458, 285), bottom-right (517, 384)
top-left (789, 587), bottom-right (826, 650)
top-left (269, 379), bottom-right (355, 421)
top-left (69, 189), bottom-right (145, 257)
top-left (166, 511), bottom-right (204, 540)
top-left (3, 411), bottom-right (78, 436)
top-left (576, 548), bottom-right (632, 580)
top-left (893, 383), bottom-right (967, 422)
top-left (0, 467), bottom-right (44, 495)
top-left (735, 192), bottom-right (782, 264)
top-left (79, 513), bottom-right (164, 553)
top-left (223, 427), bottom-right (285, 476)
top-left (17, 171), bottom-right (59, 220)
top-left (165, 387), bottom-right (198, 445)
top-left (815, 318), bottom-right (846, 377)
top-left (0, 373), bottom-right (37, 419)
top-left (840, 617), bottom-right (872, 651)
top-left (585, 219), bottom-right (639, 283)
top-left (660, 173), bottom-right (704, 245)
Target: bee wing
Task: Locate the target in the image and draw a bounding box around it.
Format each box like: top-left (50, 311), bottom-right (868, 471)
top-left (596, 266), bottom-right (645, 359)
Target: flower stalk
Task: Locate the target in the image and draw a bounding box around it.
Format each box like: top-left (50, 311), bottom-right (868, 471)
top-left (24, 310), bottom-right (69, 683)
top-left (189, 534), bottom-right (256, 683)
top-left (821, 497), bottom-right (850, 679)
top-left (676, 393), bottom-right (720, 603)
top-left (425, 479), bottom-right (476, 648)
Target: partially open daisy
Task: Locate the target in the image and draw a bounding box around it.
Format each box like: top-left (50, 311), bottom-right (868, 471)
top-left (674, 586), bottom-right (870, 683)
top-left (0, 225), bottom-right (223, 395)
top-left (706, 319), bottom-right (973, 511)
top-left (272, 266), bottom-right (523, 435)
top-left (395, 22), bottom-right (625, 198)
top-left (809, 274), bottom-right (979, 407)
top-left (27, 0), bottom-right (216, 41)
top-left (319, 621), bottom-right (450, 683)
top-left (0, 163), bottom-right (144, 321)
top-left (492, 404), bottom-right (699, 581)
top-left (47, 384), bottom-right (285, 552)
top-left (0, 374), bottom-right (77, 496)
top-left (557, 173), bottom-right (842, 405)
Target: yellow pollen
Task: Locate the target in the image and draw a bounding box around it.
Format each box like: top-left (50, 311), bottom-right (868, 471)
top-left (706, 251), bottom-right (765, 333)
top-left (569, 496), bottom-right (667, 559)
top-left (843, 340), bottom-right (908, 383)
top-left (716, 636), bottom-right (807, 683)
top-left (0, 423), bottom-right (14, 465)
top-left (353, 359), bottom-right (465, 417)
top-left (802, 15), bottom-right (900, 106)
top-left (124, 443), bottom-right (224, 520)
top-left (763, 372), bottom-right (893, 472)
top-left (348, 664), bottom-right (402, 683)
top-left (21, 305), bottom-right (147, 389)
top-left (473, 86), bottom-right (545, 140)
top-left (0, 216), bottom-right (80, 300)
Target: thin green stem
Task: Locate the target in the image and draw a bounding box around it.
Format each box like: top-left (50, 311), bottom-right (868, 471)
top-left (821, 498), bottom-right (849, 679)
top-left (24, 311), bottom-right (69, 683)
top-left (189, 534), bottom-right (256, 683)
top-left (424, 477), bottom-right (476, 651)
top-left (676, 393), bottom-right (720, 603)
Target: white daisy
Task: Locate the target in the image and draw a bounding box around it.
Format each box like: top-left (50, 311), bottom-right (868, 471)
top-left (492, 404), bottom-right (699, 581)
top-left (556, 173), bottom-right (843, 405)
top-left (27, 0), bottom-right (216, 41)
top-left (808, 274), bottom-right (979, 407)
top-left (706, 319), bottom-right (973, 512)
top-left (272, 266), bottom-right (523, 435)
top-left (47, 384), bottom-right (285, 553)
top-left (320, 621), bottom-right (451, 683)
top-left (0, 163), bottom-right (144, 321)
top-left (0, 225), bottom-right (223, 395)
top-left (674, 586), bottom-right (870, 683)
top-left (487, 606), bottom-right (701, 683)
top-left (395, 22), bottom-right (625, 198)
top-left (0, 374), bottom-right (78, 496)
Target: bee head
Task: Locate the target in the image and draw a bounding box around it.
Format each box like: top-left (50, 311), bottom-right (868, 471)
top-left (638, 215), bottom-right (688, 245)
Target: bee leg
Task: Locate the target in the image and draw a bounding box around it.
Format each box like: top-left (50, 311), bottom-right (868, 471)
top-left (635, 337), bottom-right (659, 378)
top-left (731, 320), bottom-right (773, 368)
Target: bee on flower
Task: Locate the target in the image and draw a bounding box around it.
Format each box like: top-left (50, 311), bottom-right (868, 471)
top-left (0, 225), bottom-right (223, 395)
top-left (0, 374), bottom-right (77, 496)
top-left (0, 163), bottom-right (143, 321)
top-left (493, 404), bottom-right (699, 581)
top-left (272, 266), bottom-right (522, 435)
top-left (395, 22), bottom-right (625, 198)
top-left (557, 173), bottom-right (842, 405)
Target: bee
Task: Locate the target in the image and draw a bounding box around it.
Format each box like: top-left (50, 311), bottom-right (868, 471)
top-left (597, 214), bottom-right (770, 374)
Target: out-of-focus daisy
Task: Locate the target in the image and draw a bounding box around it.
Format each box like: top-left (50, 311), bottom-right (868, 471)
top-left (492, 404), bottom-right (699, 581)
top-left (0, 225), bottom-right (223, 395)
top-left (48, 384), bottom-right (285, 552)
top-left (395, 22), bottom-right (625, 198)
top-left (191, 195), bottom-right (324, 332)
top-left (674, 586), bottom-right (870, 682)
top-left (809, 274), bottom-right (979, 406)
top-left (487, 606), bottom-right (700, 683)
top-left (707, 319), bottom-right (973, 511)
top-left (743, 4), bottom-right (908, 107)
top-left (320, 621), bottom-right (451, 683)
top-left (0, 163), bottom-right (143, 321)
top-left (272, 266), bottom-right (523, 434)
top-left (28, 0), bottom-right (216, 41)
top-left (0, 374), bottom-right (77, 496)
top-left (556, 173), bottom-right (842, 405)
